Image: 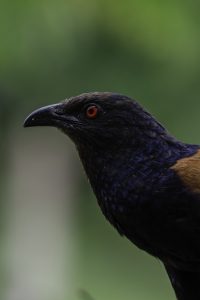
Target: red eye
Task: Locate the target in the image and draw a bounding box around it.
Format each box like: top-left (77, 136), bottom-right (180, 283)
top-left (86, 105), bottom-right (98, 119)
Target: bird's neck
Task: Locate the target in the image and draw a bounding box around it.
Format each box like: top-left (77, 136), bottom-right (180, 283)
top-left (78, 135), bottom-right (192, 180)
top-left (78, 137), bottom-right (199, 218)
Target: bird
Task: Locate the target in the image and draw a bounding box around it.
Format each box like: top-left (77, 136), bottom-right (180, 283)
top-left (23, 92), bottom-right (200, 300)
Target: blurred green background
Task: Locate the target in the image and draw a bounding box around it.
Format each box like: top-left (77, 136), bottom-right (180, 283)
top-left (1, 1), bottom-right (200, 299)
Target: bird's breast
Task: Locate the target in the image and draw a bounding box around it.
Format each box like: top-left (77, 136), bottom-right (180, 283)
top-left (90, 162), bottom-right (159, 235)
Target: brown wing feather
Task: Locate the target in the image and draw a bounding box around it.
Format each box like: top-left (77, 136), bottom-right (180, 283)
top-left (171, 149), bottom-right (200, 193)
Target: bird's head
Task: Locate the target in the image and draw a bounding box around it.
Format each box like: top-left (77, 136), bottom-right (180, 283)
top-left (24, 92), bottom-right (169, 155)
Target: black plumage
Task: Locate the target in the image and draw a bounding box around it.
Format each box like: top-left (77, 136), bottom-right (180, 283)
top-left (24, 92), bottom-right (200, 300)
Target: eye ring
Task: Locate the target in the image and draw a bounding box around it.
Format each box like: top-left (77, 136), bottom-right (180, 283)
top-left (85, 105), bottom-right (98, 119)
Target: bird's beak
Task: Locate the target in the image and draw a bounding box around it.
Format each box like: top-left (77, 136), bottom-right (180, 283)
top-left (23, 103), bottom-right (63, 128)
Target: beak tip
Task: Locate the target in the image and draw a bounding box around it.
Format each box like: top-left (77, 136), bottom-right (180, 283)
top-left (23, 115), bottom-right (34, 128)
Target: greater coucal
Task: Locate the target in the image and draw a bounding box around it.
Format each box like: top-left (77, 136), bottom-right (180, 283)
top-left (24, 92), bottom-right (200, 300)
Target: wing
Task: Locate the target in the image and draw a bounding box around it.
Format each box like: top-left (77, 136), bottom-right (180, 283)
top-left (171, 149), bottom-right (200, 194)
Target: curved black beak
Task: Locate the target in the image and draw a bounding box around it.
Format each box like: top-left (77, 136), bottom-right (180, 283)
top-left (23, 104), bottom-right (62, 128)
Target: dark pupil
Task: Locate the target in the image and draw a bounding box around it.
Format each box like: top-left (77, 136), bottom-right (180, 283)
top-left (89, 108), bottom-right (94, 114)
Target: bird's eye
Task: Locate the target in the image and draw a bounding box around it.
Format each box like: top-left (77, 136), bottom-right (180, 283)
top-left (85, 105), bottom-right (98, 119)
